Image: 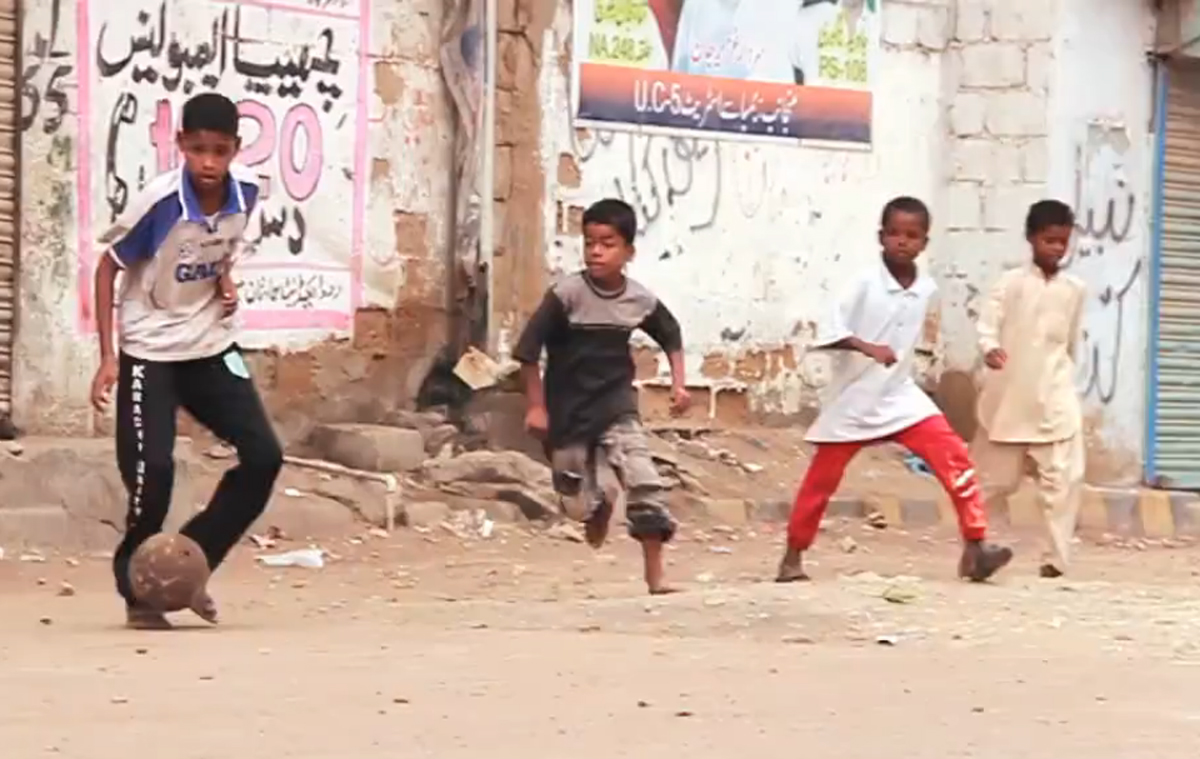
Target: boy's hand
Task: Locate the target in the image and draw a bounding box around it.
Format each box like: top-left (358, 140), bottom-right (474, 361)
top-left (524, 405), bottom-right (549, 438)
top-left (984, 348), bottom-right (1008, 370)
top-left (218, 272), bottom-right (238, 316)
top-left (669, 385), bottom-right (691, 415)
top-left (90, 357), bottom-right (118, 413)
top-left (862, 343), bottom-right (898, 366)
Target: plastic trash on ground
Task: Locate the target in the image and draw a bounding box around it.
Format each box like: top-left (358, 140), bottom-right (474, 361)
top-left (256, 548), bottom-right (326, 569)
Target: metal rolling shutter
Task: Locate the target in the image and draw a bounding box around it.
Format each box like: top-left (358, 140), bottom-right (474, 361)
top-left (1153, 64), bottom-right (1200, 486)
top-left (0, 1), bottom-right (15, 421)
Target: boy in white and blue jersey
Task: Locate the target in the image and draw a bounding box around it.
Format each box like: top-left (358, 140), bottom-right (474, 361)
top-left (90, 92), bottom-right (283, 630)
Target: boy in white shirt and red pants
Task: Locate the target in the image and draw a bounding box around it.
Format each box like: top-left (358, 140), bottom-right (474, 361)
top-left (973, 200), bottom-right (1087, 578)
top-left (777, 197), bottom-right (1013, 583)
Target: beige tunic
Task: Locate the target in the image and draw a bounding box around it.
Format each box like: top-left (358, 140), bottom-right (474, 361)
top-left (975, 265), bottom-right (1087, 444)
top-left (973, 265), bottom-right (1088, 571)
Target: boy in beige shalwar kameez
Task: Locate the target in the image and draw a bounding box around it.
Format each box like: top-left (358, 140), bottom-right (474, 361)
top-left (974, 200), bottom-right (1087, 578)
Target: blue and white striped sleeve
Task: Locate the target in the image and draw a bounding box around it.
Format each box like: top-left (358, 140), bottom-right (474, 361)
top-left (96, 172), bottom-right (179, 268)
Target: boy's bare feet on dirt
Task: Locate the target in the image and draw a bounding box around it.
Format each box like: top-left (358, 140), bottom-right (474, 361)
top-left (190, 590), bottom-right (219, 624)
top-left (648, 585), bottom-right (681, 595)
top-left (126, 605), bottom-right (173, 630)
top-left (775, 547), bottom-right (811, 582)
top-left (584, 497), bottom-right (613, 549)
top-left (641, 538), bottom-right (680, 595)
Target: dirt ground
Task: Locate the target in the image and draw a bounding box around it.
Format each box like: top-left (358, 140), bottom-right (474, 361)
top-left (5, 517), bottom-right (1200, 758)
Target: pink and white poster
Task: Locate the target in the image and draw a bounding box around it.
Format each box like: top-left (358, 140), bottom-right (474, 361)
top-left (77, 0), bottom-right (370, 346)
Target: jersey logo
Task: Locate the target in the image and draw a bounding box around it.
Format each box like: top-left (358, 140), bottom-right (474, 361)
top-left (174, 261), bottom-right (222, 283)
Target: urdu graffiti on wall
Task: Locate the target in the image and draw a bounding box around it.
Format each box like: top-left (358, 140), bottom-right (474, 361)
top-left (76, 0), bottom-right (370, 341)
top-left (571, 127), bottom-right (775, 261)
top-left (1065, 123), bottom-right (1142, 407)
top-left (19, 0), bottom-right (73, 135)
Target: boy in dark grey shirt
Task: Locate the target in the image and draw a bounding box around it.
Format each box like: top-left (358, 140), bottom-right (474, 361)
top-left (514, 198), bottom-right (690, 594)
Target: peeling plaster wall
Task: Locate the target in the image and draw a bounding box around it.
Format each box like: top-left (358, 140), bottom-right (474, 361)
top-left (938, 0), bottom-right (1156, 484)
top-left (16, 0), bottom-right (455, 437)
top-left (1046, 0), bottom-right (1155, 483)
top-left (535, 0), bottom-right (1158, 485)
top-left (540, 0), bottom-right (953, 420)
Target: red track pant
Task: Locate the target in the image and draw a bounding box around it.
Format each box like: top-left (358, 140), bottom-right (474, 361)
top-left (786, 414), bottom-right (988, 551)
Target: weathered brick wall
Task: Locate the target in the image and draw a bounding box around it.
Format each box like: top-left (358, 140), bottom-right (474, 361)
top-left (491, 0), bottom-right (559, 347)
top-left (16, 0), bottom-right (456, 441)
top-left (536, 0), bottom-right (952, 426)
top-left (935, 0), bottom-right (1157, 484)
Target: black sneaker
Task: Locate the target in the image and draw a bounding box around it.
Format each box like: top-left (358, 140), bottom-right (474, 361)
top-left (958, 540), bottom-right (1013, 583)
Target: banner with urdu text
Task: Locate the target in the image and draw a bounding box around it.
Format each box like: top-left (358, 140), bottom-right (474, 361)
top-left (572, 0), bottom-right (879, 144)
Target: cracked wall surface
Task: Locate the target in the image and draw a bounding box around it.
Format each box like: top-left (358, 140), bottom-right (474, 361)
top-left (12, 0), bottom-right (1163, 487)
top-left (937, 0), bottom-right (1156, 484)
top-left (524, 0), bottom-right (1157, 484)
top-left (534, 0), bottom-right (950, 425)
top-left (16, 0), bottom-right (455, 441)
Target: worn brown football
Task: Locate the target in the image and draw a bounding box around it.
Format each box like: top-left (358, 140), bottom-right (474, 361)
top-left (128, 533), bottom-right (211, 612)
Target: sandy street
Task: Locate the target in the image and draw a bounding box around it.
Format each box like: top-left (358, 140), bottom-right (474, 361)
top-left (3, 521), bottom-right (1200, 758)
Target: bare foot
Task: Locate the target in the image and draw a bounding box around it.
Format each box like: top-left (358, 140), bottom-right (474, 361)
top-left (775, 548), bottom-right (810, 583)
top-left (584, 497), bottom-right (613, 549)
top-left (647, 584), bottom-right (682, 596)
top-left (640, 538), bottom-right (675, 595)
top-left (126, 606), bottom-right (173, 631)
top-left (189, 590), bottom-right (219, 625)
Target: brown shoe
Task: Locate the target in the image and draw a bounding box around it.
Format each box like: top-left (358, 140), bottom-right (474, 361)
top-left (958, 540), bottom-right (1013, 583)
top-left (1038, 563), bottom-right (1064, 579)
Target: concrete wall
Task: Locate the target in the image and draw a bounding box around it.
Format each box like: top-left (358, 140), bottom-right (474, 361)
top-left (12, 0), bottom-right (1161, 486)
top-left (522, 0), bottom-right (1156, 483)
top-left (16, 0), bottom-right (455, 439)
top-left (534, 0), bottom-right (954, 422)
top-left (940, 0), bottom-right (1156, 484)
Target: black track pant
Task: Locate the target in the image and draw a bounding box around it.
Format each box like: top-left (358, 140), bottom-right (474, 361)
top-left (112, 345), bottom-right (282, 605)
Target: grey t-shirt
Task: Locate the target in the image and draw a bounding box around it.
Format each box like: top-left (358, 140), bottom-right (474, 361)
top-left (513, 272), bottom-right (683, 448)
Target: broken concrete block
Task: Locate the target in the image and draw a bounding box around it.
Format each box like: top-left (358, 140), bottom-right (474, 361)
top-left (422, 424), bottom-right (459, 455)
top-left (380, 409), bottom-right (447, 431)
top-left (251, 493), bottom-right (359, 538)
top-left (0, 506), bottom-right (71, 549)
top-left (422, 450), bottom-right (551, 487)
top-left (494, 487), bottom-right (560, 521)
top-left (403, 501), bottom-right (452, 528)
top-left (687, 497), bottom-right (751, 526)
top-left (310, 424), bottom-right (427, 473)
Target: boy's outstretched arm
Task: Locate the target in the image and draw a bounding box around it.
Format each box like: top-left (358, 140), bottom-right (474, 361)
top-left (811, 280), bottom-right (897, 366)
top-left (977, 274), bottom-right (1010, 369)
top-left (91, 253), bottom-right (120, 412)
top-left (639, 300), bottom-right (689, 413)
top-left (217, 198), bottom-right (265, 317)
top-left (89, 193), bottom-right (159, 412)
top-left (518, 364), bottom-right (548, 436)
top-left (512, 289), bottom-right (568, 438)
